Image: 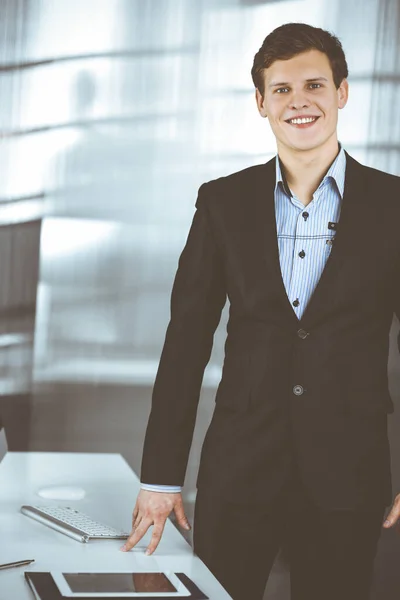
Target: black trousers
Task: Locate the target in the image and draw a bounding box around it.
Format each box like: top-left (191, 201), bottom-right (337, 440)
top-left (193, 470), bottom-right (385, 600)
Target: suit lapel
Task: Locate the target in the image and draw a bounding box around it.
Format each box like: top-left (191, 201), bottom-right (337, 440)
top-left (250, 157), bottom-right (300, 327)
top-left (246, 152), bottom-right (368, 328)
top-left (299, 152), bottom-right (368, 327)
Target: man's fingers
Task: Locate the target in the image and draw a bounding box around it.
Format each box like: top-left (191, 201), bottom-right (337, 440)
top-left (383, 494), bottom-right (400, 528)
top-left (132, 506), bottom-right (142, 529)
top-left (145, 520), bottom-right (167, 556)
top-left (121, 518), bottom-right (152, 551)
top-left (173, 499), bottom-right (191, 530)
top-left (124, 491), bottom-right (183, 554)
top-left (132, 503), bottom-right (139, 524)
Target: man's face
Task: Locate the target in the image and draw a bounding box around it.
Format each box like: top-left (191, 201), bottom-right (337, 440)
top-left (255, 49), bottom-right (348, 154)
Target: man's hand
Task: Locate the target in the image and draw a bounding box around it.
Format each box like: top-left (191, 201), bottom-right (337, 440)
top-left (383, 493), bottom-right (400, 530)
top-left (120, 490), bottom-right (191, 555)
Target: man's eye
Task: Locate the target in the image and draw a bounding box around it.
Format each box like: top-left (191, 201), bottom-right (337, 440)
top-left (276, 87), bottom-right (289, 93)
top-left (309, 83), bottom-right (321, 89)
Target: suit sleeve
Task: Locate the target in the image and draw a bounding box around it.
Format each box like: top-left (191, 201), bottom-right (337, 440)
top-left (393, 225), bottom-right (400, 353)
top-left (395, 282), bottom-right (400, 355)
top-left (140, 183), bottom-right (227, 486)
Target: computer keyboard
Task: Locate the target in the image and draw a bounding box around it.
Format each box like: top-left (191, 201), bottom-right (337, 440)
top-left (21, 505), bottom-right (130, 543)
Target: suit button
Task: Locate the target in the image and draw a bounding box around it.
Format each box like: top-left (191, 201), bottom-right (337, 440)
top-left (293, 385), bottom-right (304, 396)
top-left (297, 328), bottom-right (309, 339)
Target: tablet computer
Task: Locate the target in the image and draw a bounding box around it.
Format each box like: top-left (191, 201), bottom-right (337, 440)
top-left (51, 572), bottom-right (191, 597)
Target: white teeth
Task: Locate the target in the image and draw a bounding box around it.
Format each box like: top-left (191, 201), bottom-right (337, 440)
top-left (289, 117), bottom-right (317, 125)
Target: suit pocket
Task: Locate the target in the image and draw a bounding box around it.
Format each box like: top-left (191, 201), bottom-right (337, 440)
top-left (215, 352), bottom-right (251, 412)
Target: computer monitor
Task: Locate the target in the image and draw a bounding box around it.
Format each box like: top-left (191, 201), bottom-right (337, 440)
top-left (0, 419), bottom-right (8, 465)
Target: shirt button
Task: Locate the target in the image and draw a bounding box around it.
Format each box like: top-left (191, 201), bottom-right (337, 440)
top-left (299, 250), bottom-right (305, 258)
top-left (292, 299), bottom-right (300, 307)
top-left (302, 212), bottom-right (309, 221)
top-left (297, 328), bottom-right (309, 339)
top-left (293, 385), bottom-right (304, 396)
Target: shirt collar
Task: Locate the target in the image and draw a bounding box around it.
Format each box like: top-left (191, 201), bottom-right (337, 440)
top-left (275, 143), bottom-right (346, 199)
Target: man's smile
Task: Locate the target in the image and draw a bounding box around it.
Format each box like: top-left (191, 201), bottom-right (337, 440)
top-left (284, 115), bottom-right (321, 128)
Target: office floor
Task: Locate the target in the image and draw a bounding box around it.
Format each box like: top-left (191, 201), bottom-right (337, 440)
top-left (2, 373), bottom-right (400, 600)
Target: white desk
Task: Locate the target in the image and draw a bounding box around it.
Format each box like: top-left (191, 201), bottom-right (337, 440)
top-left (0, 452), bottom-right (232, 600)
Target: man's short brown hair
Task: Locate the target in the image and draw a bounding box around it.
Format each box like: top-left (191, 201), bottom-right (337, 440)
top-left (251, 22), bottom-right (349, 95)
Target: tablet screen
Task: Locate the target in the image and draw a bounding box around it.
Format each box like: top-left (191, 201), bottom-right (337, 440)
top-left (64, 573), bottom-right (177, 594)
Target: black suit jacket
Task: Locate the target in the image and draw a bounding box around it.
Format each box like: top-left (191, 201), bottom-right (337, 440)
top-left (141, 152), bottom-right (400, 510)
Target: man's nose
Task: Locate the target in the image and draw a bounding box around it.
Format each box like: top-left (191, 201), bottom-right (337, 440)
top-left (289, 91), bottom-right (310, 110)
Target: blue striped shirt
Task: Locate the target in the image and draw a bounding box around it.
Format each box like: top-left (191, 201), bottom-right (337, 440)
top-left (275, 145), bottom-right (346, 319)
top-left (141, 145), bottom-right (347, 493)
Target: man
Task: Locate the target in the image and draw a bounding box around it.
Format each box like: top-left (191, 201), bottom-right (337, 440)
top-left (121, 23), bottom-right (400, 600)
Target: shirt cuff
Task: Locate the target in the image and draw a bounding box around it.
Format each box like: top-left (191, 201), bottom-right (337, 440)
top-left (141, 483), bottom-right (182, 493)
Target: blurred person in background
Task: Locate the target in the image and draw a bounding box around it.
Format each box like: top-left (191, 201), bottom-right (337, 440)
top-left (121, 23), bottom-right (400, 600)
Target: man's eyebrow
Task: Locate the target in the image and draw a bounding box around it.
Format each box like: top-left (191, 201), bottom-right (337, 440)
top-left (268, 76), bottom-right (328, 88)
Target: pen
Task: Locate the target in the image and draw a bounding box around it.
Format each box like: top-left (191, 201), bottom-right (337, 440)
top-left (0, 559), bottom-right (35, 570)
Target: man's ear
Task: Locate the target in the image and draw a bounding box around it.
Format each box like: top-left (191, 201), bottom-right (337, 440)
top-left (255, 88), bottom-right (268, 118)
top-left (337, 78), bottom-right (349, 109)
